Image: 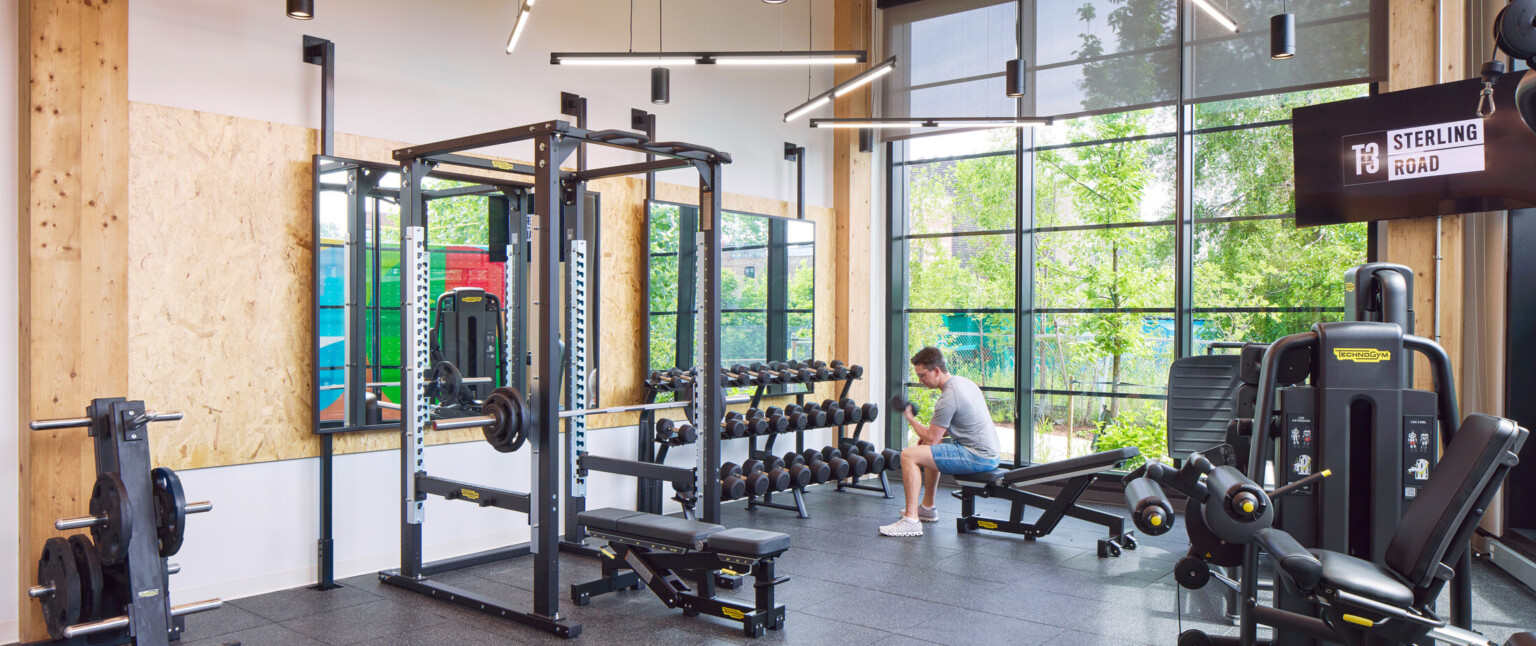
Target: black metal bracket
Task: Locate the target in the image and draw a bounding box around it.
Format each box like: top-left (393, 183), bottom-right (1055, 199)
top-left (301, 36), bottom-right (334, 156)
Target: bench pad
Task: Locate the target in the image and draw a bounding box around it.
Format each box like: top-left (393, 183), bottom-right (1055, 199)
top-left (956, 448), bottom-right (1139, 487)
top-left (576, 508), bottom-right (650, 532)
top-left (706, 528), bottom-right (791, 557)
top-left (614, 512), bottom-right (725, 545)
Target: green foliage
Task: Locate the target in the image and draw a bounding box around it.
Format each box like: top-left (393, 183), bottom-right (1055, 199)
top-left (1093, 413), bottom-right (1169, 470)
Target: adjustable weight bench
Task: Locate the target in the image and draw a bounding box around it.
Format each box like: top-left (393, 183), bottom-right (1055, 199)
top-left (571, 508), bottom-right (790, 638)
top-left (954, 447), bottom-right (1140, 557)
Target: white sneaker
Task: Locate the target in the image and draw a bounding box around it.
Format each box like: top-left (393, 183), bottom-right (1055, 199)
top-left (879, 515), bottom-right (923, 537)
top-left (917, 505), bottom-right (938, 523)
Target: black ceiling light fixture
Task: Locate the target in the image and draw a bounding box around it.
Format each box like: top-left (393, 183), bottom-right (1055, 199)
top-left (1005, 0), bottom-right (1025, 97)
top-left (1271, 0), bottom-right (1296, 59)
top-left (652, 0), bottom-right (670, 104)
top-left (287, 0), bottom-right (314, 20)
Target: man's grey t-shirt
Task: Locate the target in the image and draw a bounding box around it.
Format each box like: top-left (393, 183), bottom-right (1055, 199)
top-left (931, 375), bottom-right (1000, 461)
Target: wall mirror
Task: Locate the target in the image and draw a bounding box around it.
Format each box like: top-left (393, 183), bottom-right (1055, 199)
top-left (645, 200), bottom-right (815, 396)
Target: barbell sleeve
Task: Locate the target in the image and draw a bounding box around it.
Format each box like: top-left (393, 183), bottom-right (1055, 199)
top-left (185, 501), bottom-right (212, 514)
top-left (29, 417), bottom-right (92, 431)
top-left (28, 585), bottom-right (52, 598)
top-left (58, 500), bottom-right (211, 531)
top-left (168, 563), bottom-right (181, 575)
top-left (132, 411), bottom-right (184, 425)
top-left (62, 598), bottom-right (223, 639)
top-left (430, 415), bottom-right (497, 432)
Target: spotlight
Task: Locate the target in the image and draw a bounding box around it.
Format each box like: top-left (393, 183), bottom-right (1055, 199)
top-left (287, 0), bottom-right (314, 20)
top-left (1271, 12), bottom-right (1295, 59)
top-left (652, 67), bottom-right (670, 105)
top-left (1006, 59), bottom-right (1026, 97)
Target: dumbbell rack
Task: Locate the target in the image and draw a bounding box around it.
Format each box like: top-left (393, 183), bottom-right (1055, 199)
top-left (28, 398), bottom-right (220, 645)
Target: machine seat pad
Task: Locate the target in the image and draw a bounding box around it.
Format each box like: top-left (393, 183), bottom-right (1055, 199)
top-left (1309, 549), bottom-right (1414, 608)
top-left (614, 512), bottom-right (725, 546)
top-left (576, 508), bottom-right (650, 533)
top-left (705, 528), bottom-right (791, 557)
top-left (954, 468), bottom-right (1011, 484)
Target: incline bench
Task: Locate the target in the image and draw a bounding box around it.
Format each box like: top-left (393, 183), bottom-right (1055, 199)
top-left (571, 508), bottom-right (790, 638)
top-left (954, 447), bottom-right (1140, 557)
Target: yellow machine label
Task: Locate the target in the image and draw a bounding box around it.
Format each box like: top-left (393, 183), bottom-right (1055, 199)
top-left (139, 589), bottom-right (160, 598)
top-left (461, 489), bottom-right (480, 500)
top-left (1345, 282), bottom-right (1356, 292)
top-left (977, 521), bottom-right (998, 530)
top-left (723, 608), bottom-right (745, 620)
top-left (1333, 348), bottom-right (1391, 363)
top-left (463, 296), bottom-right (482, 303)
top-left (492, 160), bottom-right (516, 171)
top-left (1342, 613), bottom-right (1375, 627)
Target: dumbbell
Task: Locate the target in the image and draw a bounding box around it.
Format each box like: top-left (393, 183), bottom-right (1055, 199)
top-left (756, 362), bottom-right (800, 384)
top-left (829, 360), bottom-right (850, 380)
top-left (818, 400), bottom-right (847, 427)
top-left (889, 394), bottom-right (921, 417)
top-left (727, 411), bottom-right (769, 437)
top-left (748, 408), bottom-right (789, 434)
top-left (719, 464), bottom-right (749, 501)
top-left (720, 417), bottom-right (749, 439)
top-left (848, 364), bottom-right (865, 379)
top-left (782, 452), bottom-right (823, 487)
top-left (823, 445), bottom-right (867, 478)
top-left (842, 440), bottom-right (885, 474)
top-left (786, 404), bottom-right (826, 428)
top-left (766, 406), bottom-right (808, 431)
top-left (721, 368), bottom-right (751, 388)
top-left (733, 364), bottom-right (778, 386)
top-left (723, 462), bottom-right (771, 497)
top-left (860, 402), bottom-right (880, 424)
top-left (653, 418), bottom-right (698, 445)
top-left (837, 398), bottom-right (863, 425)
top-left (742, 458), bottom-right (791, 493)
top-left (803, 448), bottom-right (849, 481)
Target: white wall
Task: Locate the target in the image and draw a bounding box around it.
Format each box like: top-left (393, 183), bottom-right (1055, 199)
top-left (3, 0), bottom-right (21, 638)
top-left (128, 0), bottom-right (837, 207)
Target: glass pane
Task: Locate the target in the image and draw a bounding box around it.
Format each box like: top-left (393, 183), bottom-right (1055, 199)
top-left (902, 312), bottom-right (1017, 464)
top-left (1194, 84), bottom-right (1369, 129)
top-left (1035, 120), bottom-right (1176, 228)
top-left (649, 314), bottom-right (677, 372)
top-left (1035, 226), bottom-right (1174, 310)
top-left (1035, 0), bottom-right (1175, 66)
top-left (908, 234), bottom-right (1017, 310)
top-left (908, 154), bottom-right (1016, 233)
top-left (723, 312), bottom-right (767, 368)
top-left (1188, 2), bottom-right (1379, 103)
top-left (1031, 51), bottom-right (1179, 119)
top-left (1193, 124), bottom-right (1295, 219)
top-left (317, 170), bottom-right (349, 424)
top-left (908, 129), bottom-right (1017, 161)
top-left (722, 212), bottom-right (769, 311)
top-left (1032, 311), bottom-right (1172, 466)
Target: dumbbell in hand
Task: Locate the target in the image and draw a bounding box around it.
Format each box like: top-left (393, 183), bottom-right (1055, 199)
top-left (889, 394), bottom-right (921, 417)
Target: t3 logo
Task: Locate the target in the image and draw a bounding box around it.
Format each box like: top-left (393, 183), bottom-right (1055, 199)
top-left (1343, 132), bottom-right (1388, 185)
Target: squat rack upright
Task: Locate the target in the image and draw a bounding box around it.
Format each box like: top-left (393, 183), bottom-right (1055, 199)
top-left (385, 119), bottom-right (731, 638)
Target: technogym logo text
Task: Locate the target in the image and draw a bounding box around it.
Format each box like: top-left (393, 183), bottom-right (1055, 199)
top-left (1333, 348), bottom-right (1392, 363)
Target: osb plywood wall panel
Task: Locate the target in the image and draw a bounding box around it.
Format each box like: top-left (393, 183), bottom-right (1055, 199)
top-left (127, 103), bottom-right (835, 469)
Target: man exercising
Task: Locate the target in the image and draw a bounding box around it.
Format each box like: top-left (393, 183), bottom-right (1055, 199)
top-left (879, 346), bottom-right (1001, 537)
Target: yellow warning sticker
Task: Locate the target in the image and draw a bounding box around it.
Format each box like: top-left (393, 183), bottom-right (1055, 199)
top-left (492, 160), bottom-right (516, 171)
top-left (977, 521), bottom-right (998, 530)
top-left (723, 608), bottom-right (745, 620)
top-left (463, 296), bottom-right (482, 303)
top-left (1333, 348), bottom-right (1391, 363)
top-left (461, 489), bottom-right (480, 500)
top-left (139, 589), bottom-right (160, 598)
top-left (1344, 282), bottom-right (1355, 292)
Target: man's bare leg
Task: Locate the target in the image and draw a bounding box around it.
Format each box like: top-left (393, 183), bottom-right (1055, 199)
top-left (900, 445), bottom-right (938, 519)
top-left (921, 465), bottom-right (941, 509)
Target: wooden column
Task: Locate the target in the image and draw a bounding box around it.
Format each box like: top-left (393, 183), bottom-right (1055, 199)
top-left (833, 0), bottom-right (872, 410)
top-left (1383, 0), bottom-right (1466, 394)
top-left (17, 0), bottom-right (130, 639)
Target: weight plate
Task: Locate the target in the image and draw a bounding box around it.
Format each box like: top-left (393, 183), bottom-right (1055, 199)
top-left (1498, 2), bottom-right (1536, 62)
top-left (483, 386), bottom-right (529, 453)
top-left (89, 473), bottom-right (134, 566)
top-left (37, 537), bottom-right (81, 638)
top-left (430, 361), bottom-right (465, 405)
top-left (67, 535), bottom-right (104, 622)
top-left (152, 467), bottom-right (188, 557)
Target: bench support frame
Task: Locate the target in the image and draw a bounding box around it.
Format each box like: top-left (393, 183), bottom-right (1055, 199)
top-left (955, 472), bottom-right (1137, 557)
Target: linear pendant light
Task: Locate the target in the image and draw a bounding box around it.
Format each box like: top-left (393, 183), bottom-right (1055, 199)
top-left (1190, 0), bottom-right (1240, 32)
top-left (505, 0), bottom-right (534, 54)
top-left (551, 51), bottom-right (865, 66)
top-left (783, 56), bottom-right (897, 122)
top-left (809, 116), bottom-right (1053, 129)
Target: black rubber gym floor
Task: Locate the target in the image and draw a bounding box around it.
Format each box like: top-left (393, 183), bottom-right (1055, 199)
top-left (176, 484), bottom-right (1536, 646)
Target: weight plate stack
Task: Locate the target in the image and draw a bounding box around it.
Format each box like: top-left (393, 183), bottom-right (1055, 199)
top-left (152, 467), bottom-right (188, 557)
top-left (67, 535), bottom-right (105, 623)
top-left (482, 386), bottom-right (530, 453)
top-left (36, 537), bottom-right (81, 639)
top-left (88, 473), bottom-right (133, 566)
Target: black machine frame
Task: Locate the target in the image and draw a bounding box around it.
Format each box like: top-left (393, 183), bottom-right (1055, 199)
top-left (381, 117), bottom-right (731, 638)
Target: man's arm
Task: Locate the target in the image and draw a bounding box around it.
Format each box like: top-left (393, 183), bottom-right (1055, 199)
top-left (904, 409), bottom-right (947, 445)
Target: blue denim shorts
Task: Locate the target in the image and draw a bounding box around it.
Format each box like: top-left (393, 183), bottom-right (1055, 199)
top-left (929, 442), bottom-right (1000, 475)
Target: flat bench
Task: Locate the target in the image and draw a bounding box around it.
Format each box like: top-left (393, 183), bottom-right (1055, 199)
top-left (954, 447), bottom-right (1139, 557)
top-left (572, 508), bottom-right (789, 638)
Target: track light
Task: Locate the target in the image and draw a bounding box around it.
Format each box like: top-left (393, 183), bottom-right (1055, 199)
top-left (506, 0), bottom-right (534, 54)
top-left (551, 51), bottom-right (865, 66)
top-left (652, 67), bottom-right (670, 105)
top-left (1005, 59), bottom-right (1026, 97)
top-left (764, 0), bottom-right (788, 3)
top-left (1191, 0), bottom-right (1239, 33)
top-left (287, 0), bottom-right (313, 20)
top-left (1271, 7), bottom-right (1295, 59)
top-left (809, 117), bottom-right (1053, 129)
top-left (783, 56), bottom-right (897, 122)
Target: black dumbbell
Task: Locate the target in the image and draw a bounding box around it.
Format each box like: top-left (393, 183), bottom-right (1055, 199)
top-left (763, 465), bottom-right (793, 491)
top-left (848, 364), bottom-right (865, 379)
top-left (729, 412), bottom-right (769, 436)
top-left (853, 440), bottom-right (886, 473)
top-left (783, 452), bottom-right (821, 487)
top-left (655, 418), bottom-right (696, 445)
top-left (829, 360), bottom-right (850, 380)
top-left (881, 447), bottom-right (901, 469)
top-left (824, 445), bottom-right (867, 477)
top-left (765, 407), bottom-right (805, 431)
top-left (819, 400), bottom-right (846, 426)
top-left (804, 448), bottom-right (849, 481)
top-left (787, 404), bottom-right (826, 428)
top-left (748, 408), bottom-right (789, 434)
top-left (728, 461), bottom-right (771, 496)
top-left (861, 403), bottom-right (880, 423)
top-left (889, 394), bottom-right (921, 417)
top-left (721, 417), bottom-right (749, 439)
top-left (838, 399), bottom-right (863, 425)
top-left (720, 477), bottom-right (747, 500)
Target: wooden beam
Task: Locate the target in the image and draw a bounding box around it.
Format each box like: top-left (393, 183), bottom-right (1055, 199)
top-left (18, 0), bottom-right (130, 639)
top-left (834, 0), bottom-right (872, 413)
top-left (1383, 0), bottom-right (1467, 394)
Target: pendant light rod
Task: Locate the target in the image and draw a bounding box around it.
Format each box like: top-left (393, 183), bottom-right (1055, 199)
top-left (783, 55), bottom-right (897, 122)
top-left (809, 116), bottom-right (1053, 129)
top-left (551, 50), bottom-right (867, 66)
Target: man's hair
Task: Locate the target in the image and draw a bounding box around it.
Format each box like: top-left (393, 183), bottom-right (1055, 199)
top-left (910, 346), bottom-right (946, 372)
